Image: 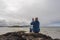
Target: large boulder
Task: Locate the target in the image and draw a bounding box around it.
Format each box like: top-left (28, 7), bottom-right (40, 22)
top-left (0, 31), bottom-right (59, 40)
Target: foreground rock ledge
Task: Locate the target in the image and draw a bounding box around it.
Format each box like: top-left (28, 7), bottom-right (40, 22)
top-left (0, 31), bottom-right (60, 40)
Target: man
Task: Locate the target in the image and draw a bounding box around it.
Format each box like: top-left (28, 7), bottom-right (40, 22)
top-left (30, 17), bottom-right (40, 33)
top-left (30, 18), bottom-right (34, 32)
top-left (33, 17), bottom-right (40, 33)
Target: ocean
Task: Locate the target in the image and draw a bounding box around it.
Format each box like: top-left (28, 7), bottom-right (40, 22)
top-left (0, 27), bottom-right (60, 39)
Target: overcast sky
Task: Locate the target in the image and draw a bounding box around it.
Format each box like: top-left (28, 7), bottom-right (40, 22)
top-left (0, 0), bottom-right (60, 26)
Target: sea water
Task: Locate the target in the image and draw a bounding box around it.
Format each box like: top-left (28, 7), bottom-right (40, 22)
top-left (0, 27), bottom-right (60, 39)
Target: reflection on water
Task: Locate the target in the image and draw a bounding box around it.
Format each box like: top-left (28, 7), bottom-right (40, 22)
top-left (0, 27), bottom-right (60, 38)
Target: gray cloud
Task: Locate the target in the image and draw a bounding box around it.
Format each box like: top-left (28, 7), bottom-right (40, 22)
top-left (0, 0), bottom-right (60, 26)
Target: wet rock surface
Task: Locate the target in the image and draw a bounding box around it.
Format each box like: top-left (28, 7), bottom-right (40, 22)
top-left (0, 31), bottom-right (60, 40)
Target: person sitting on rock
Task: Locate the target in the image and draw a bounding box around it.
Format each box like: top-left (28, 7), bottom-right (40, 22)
top-left (33, 17), bottom-right (40, 33)
top-left (30, 18), bottom-right (34, 32)
top-left (30, 17), bottom-right (40, 33)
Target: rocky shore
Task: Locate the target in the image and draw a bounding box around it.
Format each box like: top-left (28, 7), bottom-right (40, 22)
top-left (0, 31), bottom-right (60, 40)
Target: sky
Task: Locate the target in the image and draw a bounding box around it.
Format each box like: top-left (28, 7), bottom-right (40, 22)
top-left (0, 0), bottom-right (60, 26)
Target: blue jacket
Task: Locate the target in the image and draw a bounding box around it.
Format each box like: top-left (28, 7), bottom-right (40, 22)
top-left (31, 21), bottom-right (40, 33)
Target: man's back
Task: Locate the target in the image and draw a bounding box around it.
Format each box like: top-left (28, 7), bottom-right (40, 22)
top-left (33, 21), bottom-right (40, 33)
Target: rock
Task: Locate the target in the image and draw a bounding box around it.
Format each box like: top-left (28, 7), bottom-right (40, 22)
top-left (0, 31), bottom-right (59, 40)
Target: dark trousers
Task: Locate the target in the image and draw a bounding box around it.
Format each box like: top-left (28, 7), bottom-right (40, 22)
top-left (30, 28), bottom-right (32, 32)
